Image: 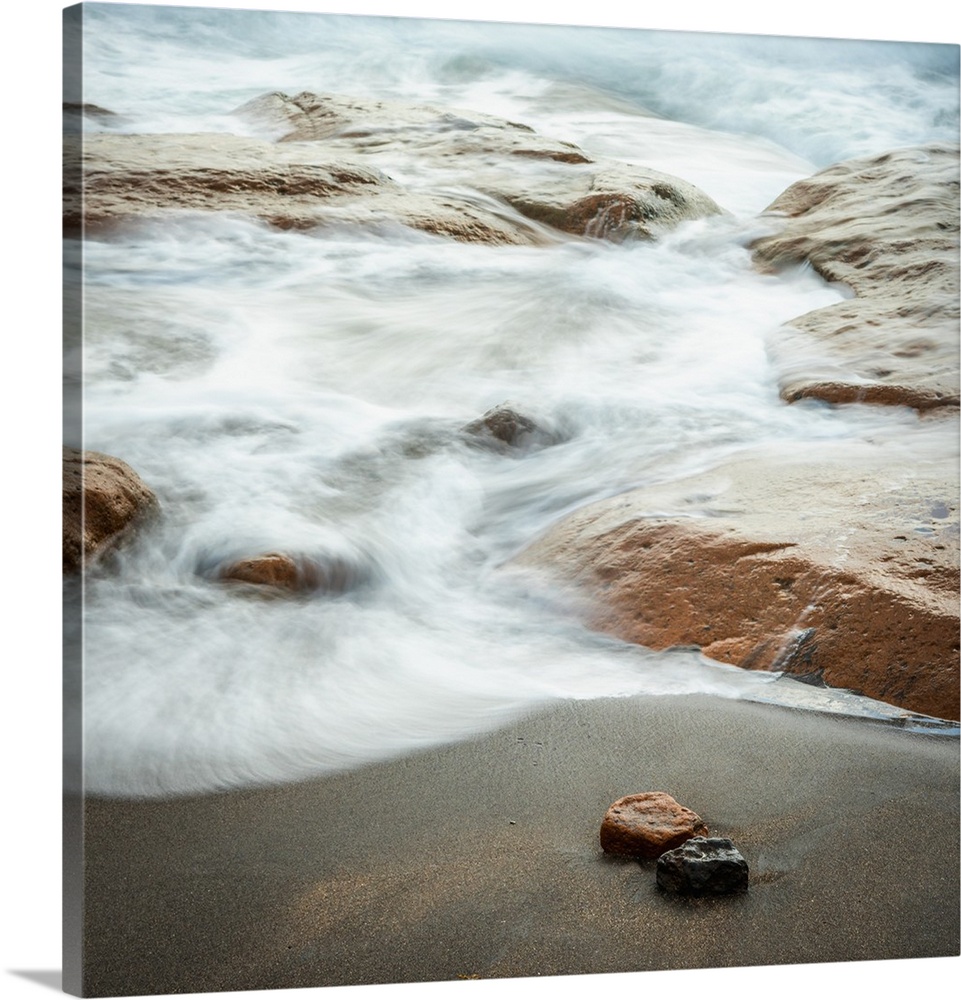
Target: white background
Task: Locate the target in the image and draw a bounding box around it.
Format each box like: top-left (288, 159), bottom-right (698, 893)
top-left (2, 2), bottom-right (958, 1000)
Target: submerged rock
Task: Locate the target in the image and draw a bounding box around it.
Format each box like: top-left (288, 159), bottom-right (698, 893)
top-left (752, 144), bottom-right (960, 412)
top-left (67, 91), bottom-right (721, 244)
top-left (600, 792), bottom-right (709, 859)
top-left (62, 447), bottom-right (157, 574)
top-left (461, 404), bottom-right (555, 451)
top-left (515, 442), bottom-right (960, 721)
top-left (219, 552), bottom-right (365, 595)
top-left (656, 837), bottom-right (749, 895)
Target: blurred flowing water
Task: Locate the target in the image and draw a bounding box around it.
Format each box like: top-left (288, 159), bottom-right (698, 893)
top-left (65, 5), bottom-right (960, 796)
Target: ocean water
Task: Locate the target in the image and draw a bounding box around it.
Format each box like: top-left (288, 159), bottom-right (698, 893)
top-left (66, 4), bottom-right (960, 797)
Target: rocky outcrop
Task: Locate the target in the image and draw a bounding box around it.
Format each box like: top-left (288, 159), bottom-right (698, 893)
top-left (64, 132), bottom-right (539, 244)
top-left (241, 91), bottom-right (722, 242)
top-left (63, 447), bottom-right (157, 574)
top-left (599, 792), bottom-right (708, 859)
top-left (516, 442), bottom-right (960, 721)
top-left (752, 144), bottom-right (960, 411)
top-left (66, 91), bottom-right (721, 244)
top-left (656, 837), bottom-right (749, 895)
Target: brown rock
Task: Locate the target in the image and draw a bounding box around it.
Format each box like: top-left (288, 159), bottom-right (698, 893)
top-left (220, 553), bottom-right (306, 590)
top-left (219, 552), bottom-right (362, 594)
top-left (67, 91), bottom-right (721, 244)
top-left (600, 792), bottom-right (708, 859)
top-left (461, 404), bottom-right (554, 450)
top-left (65, 132), bottom-right (533, 245)
top-left (752, 144), bottom-right (960, 412)
top-left (62, 447), bottom-right (157, 574)
top-left (490, 165), bottom-right (721, 242)
top-left (515, 441), bottom-right (960, 721)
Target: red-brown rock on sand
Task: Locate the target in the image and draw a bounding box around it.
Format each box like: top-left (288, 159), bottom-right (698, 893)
top-left (600, 791), bottom-right (709, 859)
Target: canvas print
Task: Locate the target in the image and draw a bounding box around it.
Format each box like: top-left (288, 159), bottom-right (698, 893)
top-left (62, 3), bottom-right (960, 996)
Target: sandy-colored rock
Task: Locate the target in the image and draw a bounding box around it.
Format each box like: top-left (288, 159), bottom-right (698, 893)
top-left (516, 441), bottom-right (960, 721)
top-left (64, 132), bottom-right (538, 245)
top-left (752, 144), bottom-right (960, 411)
top-left (66, 91), bottom-right (721, 244)
top-left (600, 792), bottom-right (708, 859)
top-left (62, 447), bottom-right (157, 574)
top-left (244, 90), bottom-right (722, 242)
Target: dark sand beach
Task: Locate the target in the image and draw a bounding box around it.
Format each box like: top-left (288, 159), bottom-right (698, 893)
top-left (80, 694), bottom-right (960, 996)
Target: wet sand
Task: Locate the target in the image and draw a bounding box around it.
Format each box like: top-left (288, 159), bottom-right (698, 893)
top-left (79, 694), bottom-right (959, 996)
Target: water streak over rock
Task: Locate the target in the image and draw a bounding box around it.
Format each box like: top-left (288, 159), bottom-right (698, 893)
top-left (219, 552), bottom-right (365, 595)
top-left (752, 144), bottom-right (960, 411)
top-left (66, 91), bottom-right (721, 244)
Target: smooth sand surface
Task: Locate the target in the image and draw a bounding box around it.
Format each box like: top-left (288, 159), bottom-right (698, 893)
top-left (79, 694), bottom-right (959, 996)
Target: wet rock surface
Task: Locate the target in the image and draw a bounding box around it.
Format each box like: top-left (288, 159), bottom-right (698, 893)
top-left (517, 441), bottom-right (960, 721)
top-left (752, 144), bottom-right (960, 412)
top-left (64, 131), bottom-right (531, 243)
top-left (238, 91), bottom-right (722, 241)
top-left (656, 837), bottom-right (749, 896)
top-left (219, 552), bottom-right (365, 595)
top-left (461, 404), bottom-right (557, 451)
top-left (600, 792), bottom-right (709, 859)
top-left (67, 91), bottom-right (721, 243)
top-left (62, 447), bottom-right (158, 574)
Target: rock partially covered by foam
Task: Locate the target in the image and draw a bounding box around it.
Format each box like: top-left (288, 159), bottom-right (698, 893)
top-left (461, 403), bottom-right (560, 452)
top-left (752, 144), bottom-right (960, 412)
top-left (67, 90), bottom-right (721, 244)
top-left (219, 552), bottom-right (367, 595)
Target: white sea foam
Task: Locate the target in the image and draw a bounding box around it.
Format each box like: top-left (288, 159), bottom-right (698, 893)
top-left (69, 6), bottom-right (959, 797)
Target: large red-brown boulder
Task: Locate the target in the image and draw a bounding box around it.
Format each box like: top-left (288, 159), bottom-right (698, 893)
top-left (62, 447), bottom-right (157, 574)
top-left (600, 792), bottom-right (709, 859)
top-left (516, 441), bottom-right (960, 721)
